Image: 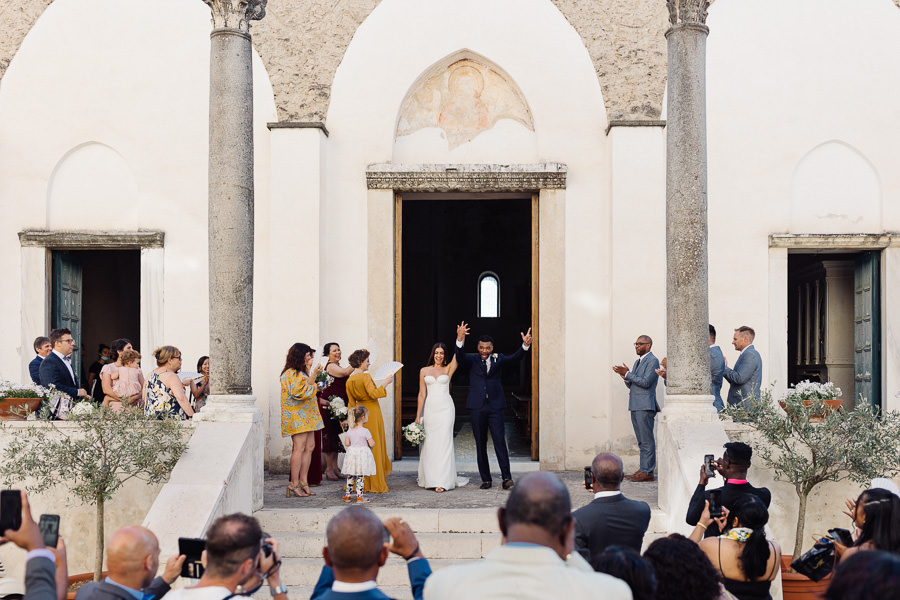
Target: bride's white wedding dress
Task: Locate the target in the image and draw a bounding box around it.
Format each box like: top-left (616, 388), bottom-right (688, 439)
top-left (417, 374), bottom-right (469, 490)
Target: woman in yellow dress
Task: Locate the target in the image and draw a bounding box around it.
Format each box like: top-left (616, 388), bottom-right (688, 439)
top-left (346, 349), bottom-right (395, 493)
top-left (281, 342), bottom-right (324, 498)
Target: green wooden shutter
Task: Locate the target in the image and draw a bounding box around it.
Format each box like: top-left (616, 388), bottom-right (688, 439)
top-left (853, 251), bottom-right (880, 410)
top-left (52, 252), bottom-right (83, 383)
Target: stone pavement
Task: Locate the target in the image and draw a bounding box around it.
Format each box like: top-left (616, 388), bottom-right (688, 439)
top-left (264, 464), bottom-right (659, 511)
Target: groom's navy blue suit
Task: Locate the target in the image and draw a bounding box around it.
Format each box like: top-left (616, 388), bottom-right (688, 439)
top-left (455, 341), bottom-right (528, 483)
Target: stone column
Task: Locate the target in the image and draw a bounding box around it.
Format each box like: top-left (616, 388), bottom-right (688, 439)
top-left (662, 0), bottom-right (716, 420)
top-left (201, 0), bottom-right (266, 415)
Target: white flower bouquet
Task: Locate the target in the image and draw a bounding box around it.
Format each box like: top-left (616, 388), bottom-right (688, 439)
top-left (328, 396), bottom-right (348, 421)
top-left (402, 422), bottom-right (426, 446)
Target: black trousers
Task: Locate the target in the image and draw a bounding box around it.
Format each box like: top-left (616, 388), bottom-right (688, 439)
top-left (470, 404), bottom-right (511, 482)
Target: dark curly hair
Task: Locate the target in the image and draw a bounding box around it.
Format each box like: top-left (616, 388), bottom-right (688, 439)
top-left (594, 546), bottom-right (657, 600)
top-left (347, 349), bottom-right (370, 368)
top-left (824, 550), bottom-right (900, 600)
top-left (643, 534), bottom-right (722, 600)
top-left (282, 343), bottom-right (313, 375)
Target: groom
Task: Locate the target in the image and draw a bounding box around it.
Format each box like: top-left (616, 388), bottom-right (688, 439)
top-left (455, 321), bottom-right (533, 490)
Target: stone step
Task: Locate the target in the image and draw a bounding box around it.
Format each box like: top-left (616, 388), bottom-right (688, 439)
top-left (279, 557), bottom-right (469, 588)
top-left (255, 507), bottom-right (500, 536)
top-left (274, 531), bottom-right (500, 559)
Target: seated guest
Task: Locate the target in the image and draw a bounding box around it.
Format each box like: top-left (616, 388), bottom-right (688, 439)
top-left (643, 534), bottom-right (726, 600)
top-left (691, 495), bottom-right (781, 600)
top-left (74, 526), bottom-right (184, 600)
top-left (424, 472), bottom-right (631, 600)
top-left (824, 550), bottom-right (900, 600)
top-left (162, 514), bottom-right (283, 600)
top-left (686, 442), bottom-right (771, 537)
top-left (838, 488), bottom-right (900, 561)
top-left (29, 337), bottom-right (51, 385)
top-left (594, 546), bottom-right (657, 600)
top-left (573, 452), bottom-right (651, 565)
top-left (311, 507), bottom-right (431, 600)
top-left (0, 491), bottom-right (63, 600)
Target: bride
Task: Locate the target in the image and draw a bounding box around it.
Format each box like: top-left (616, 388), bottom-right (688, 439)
top-left (415, 343), bottom-right (469, 492)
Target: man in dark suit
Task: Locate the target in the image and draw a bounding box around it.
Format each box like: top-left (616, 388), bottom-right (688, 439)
top-left (29, 336), bottom-right (51, 385)
top-left (723, 325), bottom-right (762, 407)
top-left (311, 507), bottom-right (431, 600)
top-left (38, 328), bottom-right (88, 402)
top-left (454, 321), bottom-right (533, 490)
top-left (573, 453), bottom-right (651, 566)
top-left (612, 335), bottom-right (660, 482)
top-left (686, 441), bottom-right (771, 537)
top-left (74, 526), bottom-right (184, 600)
top-left (709, 325), bottom-right (726, 412)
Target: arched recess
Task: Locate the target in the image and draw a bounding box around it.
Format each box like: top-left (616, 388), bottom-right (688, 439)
top-left (790, 140), bottom-right (882, 234)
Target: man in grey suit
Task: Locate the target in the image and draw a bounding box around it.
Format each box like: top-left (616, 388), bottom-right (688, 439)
top-left (573, 453), bottom-right (651, 567)
top-left (709, 324), bottom-right (726, 412)
top-left (613, 335), bottom-right (660, 482)
top-left (723, 325), bottom-right (762, 407)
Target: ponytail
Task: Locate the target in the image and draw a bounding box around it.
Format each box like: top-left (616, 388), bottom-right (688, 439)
top-left (740, 528), bottom-right (770, 579)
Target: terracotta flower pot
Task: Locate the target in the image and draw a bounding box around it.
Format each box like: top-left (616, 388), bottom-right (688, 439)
top-left (781, 555), bottom-right (832, 600)
top-left (66, 571), bottom-right (108, 600)
top-left (779, 397), bottom-right (843, 422)
top-left (0, 397), bottom-right (43, 420)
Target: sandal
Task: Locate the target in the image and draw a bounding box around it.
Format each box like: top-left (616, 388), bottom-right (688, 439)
top-left (287, 483), bottom-right (309, 498)
top-left (300, 481), bottom-right (316, 496)
top-left (356, 497), bottom-right (370, 503)
top-left (342, 494), bottom-right (352, 502)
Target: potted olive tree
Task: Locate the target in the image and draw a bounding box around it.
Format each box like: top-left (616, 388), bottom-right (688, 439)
top-left (0, 404), bottom-right (189, 581)
top-left (723, 388), bottom-right (900, 597)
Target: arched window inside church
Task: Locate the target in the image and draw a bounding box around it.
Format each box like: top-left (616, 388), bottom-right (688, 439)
top-left (478, 272), bottom-right (500, 318)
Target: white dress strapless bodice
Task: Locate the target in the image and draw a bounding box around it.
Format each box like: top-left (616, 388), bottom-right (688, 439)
top-left (417, 374), bottom-right (468, 489)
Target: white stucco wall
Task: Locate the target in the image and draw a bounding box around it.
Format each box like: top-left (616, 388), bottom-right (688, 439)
top-left (0, 0), bottom-right (277, 418)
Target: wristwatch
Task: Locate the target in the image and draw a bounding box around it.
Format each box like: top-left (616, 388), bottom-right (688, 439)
top-left (270, 584), bottom-right (288, 596)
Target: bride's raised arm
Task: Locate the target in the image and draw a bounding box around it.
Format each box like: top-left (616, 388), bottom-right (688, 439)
top-left (448, 352), bottom-right (458, 377)
top-left (415, 367), bottom-right (427, 425)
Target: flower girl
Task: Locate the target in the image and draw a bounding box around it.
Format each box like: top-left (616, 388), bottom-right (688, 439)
top-left (341, 405), bottom-right (377, 503)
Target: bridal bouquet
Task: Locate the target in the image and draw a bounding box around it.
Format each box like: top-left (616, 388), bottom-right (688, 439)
top-left (328, 396), bottom-right (348, 422)
top-left (402, 422), bottom-right (426, 446)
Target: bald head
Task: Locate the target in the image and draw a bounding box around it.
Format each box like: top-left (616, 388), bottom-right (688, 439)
top-left (326, 506), bottom-right (385, 570)
top-left (106, 526), bottom-right (160, 589)
top-left (503, 472), bottom-right (572, 538)
top-left (591, 453), bottom-right (624, 490)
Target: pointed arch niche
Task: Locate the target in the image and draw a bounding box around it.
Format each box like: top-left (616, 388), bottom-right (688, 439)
top-left (395, 51), bottom-right (535, 152)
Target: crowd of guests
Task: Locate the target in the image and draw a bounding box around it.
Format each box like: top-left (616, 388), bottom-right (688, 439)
top-left (3, 458), bottom-right (898, 600)
top-left (29, 329), bottom-right (210, 420)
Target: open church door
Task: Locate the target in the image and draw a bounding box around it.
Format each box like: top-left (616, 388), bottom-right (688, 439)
top-left (853, 251), bottom-right (880, 409)
top-left (52, 251), bottom-right (84, 379)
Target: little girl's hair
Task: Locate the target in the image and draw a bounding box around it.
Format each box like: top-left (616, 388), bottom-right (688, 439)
top-left (348, 405), bottom-right (368, 428)
top-left (119, 349), bottom-right (141, 366)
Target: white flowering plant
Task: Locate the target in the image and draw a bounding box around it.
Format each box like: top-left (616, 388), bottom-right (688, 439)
top-left (0, 380), bottom-right (70, 418)
top-left (780, 380), bottom-right (841, 403)
top-left (402, 422), bottom-right (426, 446)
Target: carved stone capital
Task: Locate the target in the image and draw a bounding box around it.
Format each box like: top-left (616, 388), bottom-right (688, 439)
top-left (667, 0), bottom-right (709, 26)
top-left (202, 0), bottom-right (267, 33)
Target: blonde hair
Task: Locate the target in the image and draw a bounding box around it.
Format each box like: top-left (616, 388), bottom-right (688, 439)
top-left (348, 405), bottom-right (368, 428)
top-left (119, 349), bottom-right (141, 366)
top-left (153, 346), bottom-right (180, 366)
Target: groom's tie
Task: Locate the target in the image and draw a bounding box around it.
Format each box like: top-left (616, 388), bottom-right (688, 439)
top-left (483, 358), bottom-right (490, 373)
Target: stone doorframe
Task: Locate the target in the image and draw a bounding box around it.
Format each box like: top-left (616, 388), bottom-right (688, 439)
top-left (17, 230), bottom-right (165, 382)
top-left (768, 233), bottom-right (900, 413)
top-left (364, 163), bottom-right (567, 469)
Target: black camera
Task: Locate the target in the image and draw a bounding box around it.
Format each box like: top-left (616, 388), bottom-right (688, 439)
top-left (261, 532), bottom-right (274, 557)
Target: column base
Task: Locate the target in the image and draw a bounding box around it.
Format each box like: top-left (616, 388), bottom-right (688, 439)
top-left (661, 393), bottom-right (718, 422)
top-left (195, 394), bottom-right (261, 423)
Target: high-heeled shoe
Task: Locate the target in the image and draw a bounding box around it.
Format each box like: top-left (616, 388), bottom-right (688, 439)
top-left (287, 482), bottom-right (309, 498)
top-left (299, 481), bottom-right (316, 496)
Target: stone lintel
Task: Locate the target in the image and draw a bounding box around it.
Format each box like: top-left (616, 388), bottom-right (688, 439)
top-left (769, 233), bottom-right (900, 250)
top-left (365, 163), bottom-right (567, 192)
top-left (266, 121), bottom-right (329, 136)
top-left (606, 119), bottom-right (667, 135)
top-left (18, 230), bottom-right (165, 249)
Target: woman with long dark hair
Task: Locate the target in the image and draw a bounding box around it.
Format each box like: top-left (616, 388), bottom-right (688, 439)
top-left (692, 494), bottom-right (782, 600)
top-left (316, 342), bottom-right (353, 481)
top-left (415, 342), bottom-right (467, 492)
top-left (839, 488), bottom-right (900, 561)
top-left (281, 342), bottom-right (324, 498)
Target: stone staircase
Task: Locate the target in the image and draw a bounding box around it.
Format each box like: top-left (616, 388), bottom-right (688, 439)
top-left (254, 505), bottom-right (670, 599)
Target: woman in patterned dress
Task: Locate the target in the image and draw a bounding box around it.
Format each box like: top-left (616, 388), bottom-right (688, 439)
top-left (281, 342), bottom-right (324, 498)
top-left (142, 345), bottom-right (194, 419)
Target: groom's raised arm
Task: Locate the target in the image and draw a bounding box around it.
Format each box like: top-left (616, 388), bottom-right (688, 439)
top-left (455, 321), bottom-right (470, 366)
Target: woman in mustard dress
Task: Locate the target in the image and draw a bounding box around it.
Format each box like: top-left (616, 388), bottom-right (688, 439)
top-left (281, 342), bottom-right (324, 498)
top-left (346, 349), bottom-right (395, 493)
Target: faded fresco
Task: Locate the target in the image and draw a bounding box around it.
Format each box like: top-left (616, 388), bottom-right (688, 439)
top-left (396, 58), bottom-right (534, 150)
